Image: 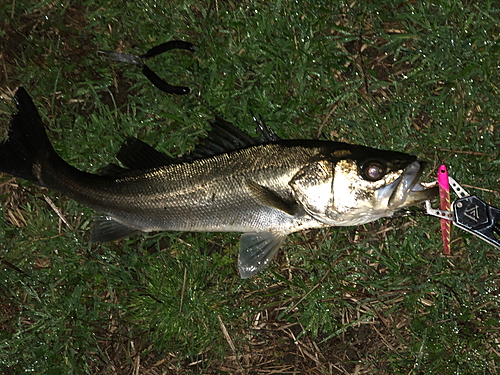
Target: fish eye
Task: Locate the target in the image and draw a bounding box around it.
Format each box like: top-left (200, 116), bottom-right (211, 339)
top-left (361, 161), bottom-right (385, 181)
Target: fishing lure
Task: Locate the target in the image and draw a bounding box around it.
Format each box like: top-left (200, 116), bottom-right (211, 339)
top-left (438, 165), bottom-right (451, 254)
top-left (426, 175), bottom-right (500, 251)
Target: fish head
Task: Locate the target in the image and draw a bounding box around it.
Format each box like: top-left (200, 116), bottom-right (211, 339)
top-left (290, 146), bottom-right (438, 226)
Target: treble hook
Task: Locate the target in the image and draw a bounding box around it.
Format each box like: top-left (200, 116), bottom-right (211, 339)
top-left (98, 40), bottom-right (196, 95)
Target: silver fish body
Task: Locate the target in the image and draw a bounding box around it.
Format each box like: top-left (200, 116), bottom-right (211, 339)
top-left (0, 88), bottom-right (437, 278)
top-left (84, 143), bottom-right (327, 235)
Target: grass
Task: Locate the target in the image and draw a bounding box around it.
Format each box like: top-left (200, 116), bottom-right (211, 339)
top-left (0, 0), bottom-right (499, 373)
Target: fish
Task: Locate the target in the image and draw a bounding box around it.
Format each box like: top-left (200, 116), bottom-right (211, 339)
top-left (0, 87), bottom-right (437, 278)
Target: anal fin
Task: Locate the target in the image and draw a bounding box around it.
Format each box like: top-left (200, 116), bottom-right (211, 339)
top-left (238, 232), bottom-right (287, 279)
top-left (90, 216), bottom-right (140, 243)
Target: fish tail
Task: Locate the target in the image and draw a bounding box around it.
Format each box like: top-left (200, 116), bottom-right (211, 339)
top-left (0, 87), bottom-right (65, 187)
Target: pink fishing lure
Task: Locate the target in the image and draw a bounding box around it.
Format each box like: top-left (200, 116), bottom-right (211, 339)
top-left (438, 164), bottom-right (451, 255)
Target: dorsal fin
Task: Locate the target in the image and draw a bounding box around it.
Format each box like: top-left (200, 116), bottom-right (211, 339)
top-left (181, 116), bottom-right (259, 161)
top-left (117, 138), bottom-right (174, 169)
top-left (251, 113), bottom-right (281, 143)
top-left (113, 114), bottom-right (281, 171)
top-left (181, 115), bottom-right (281, 162)
top-left (97, 163), bottom-right (129, 176)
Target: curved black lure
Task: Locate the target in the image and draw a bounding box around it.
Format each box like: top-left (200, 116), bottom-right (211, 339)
top-left (99, 40), bottom-right (196, 95)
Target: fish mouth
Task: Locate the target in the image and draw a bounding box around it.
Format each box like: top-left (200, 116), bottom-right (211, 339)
top-left (387, 161), bottom-right (438, 208)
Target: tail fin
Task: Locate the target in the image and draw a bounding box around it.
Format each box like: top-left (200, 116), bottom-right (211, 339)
top-left (0, 87), bottom-right (57, 185)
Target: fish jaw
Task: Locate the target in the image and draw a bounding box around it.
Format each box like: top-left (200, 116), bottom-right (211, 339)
top-left (381, 161), bottom-right (438, 209)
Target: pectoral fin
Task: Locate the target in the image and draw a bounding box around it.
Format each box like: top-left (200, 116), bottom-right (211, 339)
top-left (245, 180), bottom-right (296, 215)
top-left (238, 232), bottom-right (287, 279)
top-left (90, 216), bottom-right (140, 242)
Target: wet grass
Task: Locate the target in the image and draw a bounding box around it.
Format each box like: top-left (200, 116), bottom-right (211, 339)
top-left (0, 0), bottom-right (499, 373)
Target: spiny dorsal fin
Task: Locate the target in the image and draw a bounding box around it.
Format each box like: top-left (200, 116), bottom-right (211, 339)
top-left (182, 115), bottom-right (281, 161)
top-left (181, 116), bottom-right (259, 161)
top-left (251, 113), bottom-right (281, 143)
